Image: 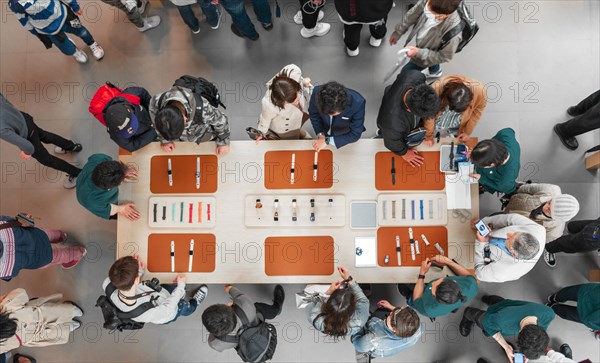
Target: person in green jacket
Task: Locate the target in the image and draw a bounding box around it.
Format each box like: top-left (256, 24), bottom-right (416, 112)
top-left (547, 283), bottom-right (600, 335)
top-left (469, 127), bottom-right (521, 195)
top-left (75, 154), bottom-right (140, 221)
top-left (397, 255), bottom-right (478, 319)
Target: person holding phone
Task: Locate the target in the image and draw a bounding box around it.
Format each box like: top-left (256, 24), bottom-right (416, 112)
top-left (471, 214), bottom-right (546, 283)
top-left (459, 296), bottom-right (555, 362)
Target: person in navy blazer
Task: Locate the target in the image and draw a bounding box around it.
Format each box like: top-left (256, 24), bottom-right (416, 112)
top-left (309, 81), bottom-right (366, 151)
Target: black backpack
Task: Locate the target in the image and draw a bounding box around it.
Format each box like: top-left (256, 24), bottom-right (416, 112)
top-left (438, 1), bottom-right (479, 53)
top-left (219, 305), bottom-right (278, 363)
top-left (96, 283), bottom-right (157, 332)
top-left (174, 75), bottom-right (225, 109)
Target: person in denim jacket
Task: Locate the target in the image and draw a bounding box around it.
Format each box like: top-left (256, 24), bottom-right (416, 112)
top-left (306, 266), bottom-right (369, 339)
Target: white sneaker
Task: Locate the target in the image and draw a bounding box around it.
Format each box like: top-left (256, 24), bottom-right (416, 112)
top-left (89, 42), bottom-right (104, 60)
top-left (211, 5), bottom-right (223, 30)
top-left (422, 67), bottom-right (443, 78)
top-left (73, 49), bottom-right (88, 64)
top-left (346, 47), bottom-right (359, 57)
top-left (69, 320), bottom-right (81, 331)
top-left (138, 0), bottom-right (148, 14)
top-left (294, 10), bottom-right (324, 25)
top-left (300, 23), bottom-right (330, 38)
top-left (369, 36), bottom-right (382, 47)
top-left (138, 15), bottom-right (161, 32)
top-left (64, 175), bottom-right (77, 189)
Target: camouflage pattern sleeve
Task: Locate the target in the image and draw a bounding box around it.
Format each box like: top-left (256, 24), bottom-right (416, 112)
top-left (201, 98), bottom-right (230, 146)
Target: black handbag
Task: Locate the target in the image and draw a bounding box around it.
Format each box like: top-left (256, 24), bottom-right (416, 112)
top-left (246, 127), bottom-right (281, 141)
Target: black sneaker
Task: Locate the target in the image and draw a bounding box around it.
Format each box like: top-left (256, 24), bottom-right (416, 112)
top-left (546, 293), bottom-right (558, 307)
top-left (262, 22), bottom-right (273, 31)
top-left (553, 124), bottom-right (578, 150)
top-left (55, 143), bottom-right (82, 154)
top-left (459, 311), bottom-right (474, 337)
top-left (543, 250), bottom-right (556, 267)
top-left (566, 106), bottom-right (581, 117)
top-left (476, 359), bottom-right (489, 363)
top-left (273, 284), bottom-right (285, 315)
top-left (396, 283), bottom-right (413, 301)
top-left (559, 343), bottom-right (573, 359)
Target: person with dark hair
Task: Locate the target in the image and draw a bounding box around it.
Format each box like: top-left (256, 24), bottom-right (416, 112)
top-left (256, 64), bottom-right (313, 141)
top-left (76, 154), bottom-right (140, 221)
top-left (203, 284), bottom-right (285, 352)
top-left (1, 216), bottom-right (86, 279)
top-left (351, 301), bottom-right (421, 362)
top-left (306, 266), bottom-right (369, 339)
top-left (150, 80), bottom-right (230, 155)
top-left (554, 90), bottom-right (600, 151)
top-left (334, 0), bottom-right (394, 56)
top-left (470, 128), bottom-right (521, 195)
top-left (376, 69), bottom-right (440, 167)
top-left (169, 0), bottom-right (222, 34)
top-left (544, 218), bottom-right (600, 268)
top-left (423, 75), bottom-right (487, 146)
top-left (460, 296), bottom-right (554, 361)
top-left (309, 82), bottom-right (366, 151)
top-left (397, 255), bottom-right (477, 319)
top-left (503, 184), bottom-right (580, 260)
top-left (103, 255), bottom-right (208, 325)
top-left (390, 0), bottom-right (463, 79)
top-left (295, 0), bottom-right (330, 38)
top-left (472, 214), bottom-right (545, 283)
top-left (1, 95), bottom-right (82, 189)
top-left (0, 288), bottom-right (83, 354)
top-left (102, 86), bottom-right (157, 152)
top-left (547, 283), bottom-right (600, 337)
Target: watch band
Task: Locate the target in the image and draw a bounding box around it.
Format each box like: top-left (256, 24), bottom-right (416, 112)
top-left (325, 137), bottom-right (331, 145)
top-left (418, 274), bottom-right (426, 280)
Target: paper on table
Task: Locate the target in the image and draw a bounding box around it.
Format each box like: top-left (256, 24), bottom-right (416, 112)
top-left (355, 237), bottom-right (377, 267)
top-left (445, 162), bottom-right (475, 210)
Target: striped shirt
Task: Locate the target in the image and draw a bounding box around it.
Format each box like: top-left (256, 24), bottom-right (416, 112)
top-left (435, 106), bottom-right (462, 134)
top-left (0, 221), bottom-right (16, 278)
top-left (9, 0), bottom-right (80, 35)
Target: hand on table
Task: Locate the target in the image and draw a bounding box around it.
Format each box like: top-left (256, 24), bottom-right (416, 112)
top-left (134, 253), bottom-right (145, 270)
top-left (125, 166), bottom-right (139, 181)
top-left (20, 151), bottom-right (32, 160)
top-left (118, 203), bottom-right (141, 221)
top-left (337, 266), bottom-right (351, 281)
top-left (161, 142), bottom-right (175, 152)
top-left (312, 135), bottom-right (327, 152)
top-left (423, 138), bottom-right (435, 147)
top-left (224, 284), bottom-right (233, 292)
top-left (377, 299), bottom-right (395, 311)
top-left (255, 135), bottom-right (263, 144)
top-left (419, 258), bottom-right (431, 275)
top-left (325, 280), bottom-right (343, 295)
top-left (216, 145), bottom-right (230, 156)
top-left (458, 133), bottom-right (471, 143)
top-left (402, 149), bottom-right (424, 167)
top-left (431, 255), bottom-right (451, 266)
top-left (469, 173), bottom-right (481, 181)
top-left (175, 274), bottom-right (186, 284)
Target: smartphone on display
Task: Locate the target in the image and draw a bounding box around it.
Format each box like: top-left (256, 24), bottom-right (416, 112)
top-left (475, 219), bottom-right (491, 237)
top-left (513, 352), bottom-right (525, 363)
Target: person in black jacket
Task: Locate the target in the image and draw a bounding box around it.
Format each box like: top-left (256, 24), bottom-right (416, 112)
top-left (376, 69), bottom-right (440, 167)
top-left (103, 87), bottom-right (157, 152)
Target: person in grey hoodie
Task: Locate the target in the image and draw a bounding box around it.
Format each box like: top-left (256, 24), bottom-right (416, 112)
top-left (0, 94), bottom-right (82, 189)
top-left (102, 255), bottom-right (208, 325)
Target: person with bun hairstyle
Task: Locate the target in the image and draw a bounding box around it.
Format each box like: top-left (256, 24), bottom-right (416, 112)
top-left (306, 266), bottom-right (369, 340)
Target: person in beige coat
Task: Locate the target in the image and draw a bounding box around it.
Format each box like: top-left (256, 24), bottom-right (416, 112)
top-left (423, 75), bottom-right (487, 146)
top-left (256, 64), bottom-right (313, 141)
top-left (0, 288), bottom-right (82, 354)
top-left (504, 184), bottom-right (580, 243)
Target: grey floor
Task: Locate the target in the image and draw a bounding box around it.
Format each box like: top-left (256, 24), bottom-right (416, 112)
top-left (1, 0), bottom-right (599, 362)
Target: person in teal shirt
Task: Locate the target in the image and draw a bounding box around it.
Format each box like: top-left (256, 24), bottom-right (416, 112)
top-left (470, 127), bottom-right (521, 195)
top-left (460, 297), bottom-right (554, 361)
top-left (397, 255), bottom-right (478, 319)
top-left (547, 283), bottom-right (600, 333)
top-left (76, 153), bottom-right (140, 221)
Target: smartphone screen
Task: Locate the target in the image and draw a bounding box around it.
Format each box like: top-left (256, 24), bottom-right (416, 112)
top-left (514, 352), bottom-right (525, 363)
top-left (475, 220), bottom-right (491, 237)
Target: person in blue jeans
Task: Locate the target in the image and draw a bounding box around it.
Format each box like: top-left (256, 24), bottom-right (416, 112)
top-left (214, 0), bottom-right (273, 41)
top-left (9, 0), bottom-right (104, 64)
top-left (170, 0), bottom-right (223, 34)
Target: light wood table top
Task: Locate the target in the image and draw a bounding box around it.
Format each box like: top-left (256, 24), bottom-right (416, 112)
top-left (117, 138), bottom-right (479, 283)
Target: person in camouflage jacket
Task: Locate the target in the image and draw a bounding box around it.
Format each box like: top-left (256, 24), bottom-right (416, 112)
top-left (149, 85), bottom-right (231, 155)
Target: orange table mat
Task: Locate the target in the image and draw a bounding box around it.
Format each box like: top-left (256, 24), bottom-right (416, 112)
top-left (265, 236), bottom-right (334, 276)
top-left (264, 150), bottom-right (333, 189)
top-left (150, 155), bottom-right (218, 194)
top-left (377, 226), bottom-right (448, 267)
top-left (148, 233), bottom-right (216, 273)
top-left (375, 151), bottom-right (445, 191)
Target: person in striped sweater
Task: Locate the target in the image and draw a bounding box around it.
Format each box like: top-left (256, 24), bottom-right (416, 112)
top-left (8, 0), bottom-right (104, 64)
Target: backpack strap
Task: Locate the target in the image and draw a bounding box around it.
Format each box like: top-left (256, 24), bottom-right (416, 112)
top-left (104, 283), bottom-right (157, 319)
top-left (215, 304), bottom-right (250, 344)
top-left (438, 22), bottom-right (464, 51)
top-left (232, 304), bottom-right (250, 327)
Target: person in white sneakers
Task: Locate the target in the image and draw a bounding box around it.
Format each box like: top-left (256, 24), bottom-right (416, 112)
top-left (297, 0), bottom-right (330, 38)
top-left (334, 0), bottom-right (394, 56)
top-left (9, 0), bottom-right (104, 63)
top-left (169, 0), bottom-right (223, 34)
top-left (101, 0), bottom-right (161, 32)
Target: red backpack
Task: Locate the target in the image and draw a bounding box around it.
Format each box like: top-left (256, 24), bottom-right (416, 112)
top-left (89, 82), bottom-right (141, 126)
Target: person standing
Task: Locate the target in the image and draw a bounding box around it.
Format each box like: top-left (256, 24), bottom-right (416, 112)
top-left (169, 0), bottom-right (223, 34)
top-left (214, 0), bottom-right (272, 41)
top-left (9, 0), bottom-right (104, 63)
top-left (554, 90), bottom-right (600, 150)
top-left (547, 283), bottom-right (600, 338)
top-left (0, 95), bottom-right (82, 189)
top-left (544, 218), bottom-right (600, 268)
top-left (295, 0), bottom-right (330, 38)
top-left (100, 0), bottom-right (161, 32)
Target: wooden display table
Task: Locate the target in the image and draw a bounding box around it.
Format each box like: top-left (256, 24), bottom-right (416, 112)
top-left (117, 139), bottom-right (479, 283)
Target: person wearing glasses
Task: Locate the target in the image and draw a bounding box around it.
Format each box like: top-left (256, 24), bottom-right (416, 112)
top-left (351, 301), bottom-right (421, 363)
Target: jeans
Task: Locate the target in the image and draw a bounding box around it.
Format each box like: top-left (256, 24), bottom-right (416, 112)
top-left (39, 228), bottom-right (86, 268)
top-left (47, 22), bottom-right (95, 56)
top-left (299, 0), bottom-right (324, 29)
top-left (552, 284), bottom-right (583, 324)
top-left (23, 112), bottom-right (81, 177)
top-left (557, 90), bottom-right (600, 137)
top-left (545, 219), bottom-right (600, 254)
top-left (343, 18), bottom-right (388, 51)
top-left (220, 0), bottom-right (271, 38)
top-left (101, 0), bottom-right (144, 27)
top-left (162, 284), bottom-right (198, 323)
top-left (177, 0), bottom-right (220, 30)
top-left (401, 60), bottom-right (441, 75)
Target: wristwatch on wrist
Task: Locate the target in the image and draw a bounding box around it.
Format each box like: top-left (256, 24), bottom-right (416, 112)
top-left (325, 137), bottom-right (331, 145)
top-left (418, 274), bottom-right (426, 280)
